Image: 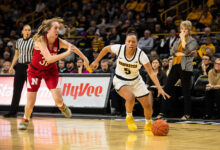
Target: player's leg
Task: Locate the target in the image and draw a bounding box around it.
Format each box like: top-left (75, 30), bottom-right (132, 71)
top-left (136, 95), bottom-right (152, 120)
top-left (117, 86), bottom-right (136, 114)
top-left (136, 95), bottom-right (153, 130)
top-left (50, 88), bottom-right (72, 118)
top-left (45, 70), bottom-right (72, 118)
top-left (133, 77), bottom-right (152, 130)
top-left (19, 73), bottom-right (41, 130)
top-left (117, 86), bottom-right (137, 131)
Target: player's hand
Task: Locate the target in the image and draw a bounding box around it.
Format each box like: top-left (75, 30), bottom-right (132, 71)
top-left (157, 88), bottom-right (170, 100)
top-left (9, 67), bottom-right (15, 74)
top-left (90, 61), bottom-right (99, 70)
top-left (68, 45), bottom-right (76, 53)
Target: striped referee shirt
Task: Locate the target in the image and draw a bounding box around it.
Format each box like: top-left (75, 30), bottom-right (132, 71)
top-left (16, 38), bottom-right (34, 64)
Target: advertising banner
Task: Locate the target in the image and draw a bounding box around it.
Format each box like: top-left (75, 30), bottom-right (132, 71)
top-left (0, 75), bottom-right (111, 108)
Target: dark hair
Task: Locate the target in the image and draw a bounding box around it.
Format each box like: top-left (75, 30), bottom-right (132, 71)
top-left (126, 30), bottom-right (138, 41)
top-left (101, 59), bottom-right (109, 64)
top-left (73, 57), bottom-right (86, 73)
top-left (126, 27), bottom-right (138, 38)
top-left (151, 58), bottom-right (162, 71)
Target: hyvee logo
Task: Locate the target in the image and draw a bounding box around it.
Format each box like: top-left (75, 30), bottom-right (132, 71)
top-left (62, 83), bottom-right (103, 99)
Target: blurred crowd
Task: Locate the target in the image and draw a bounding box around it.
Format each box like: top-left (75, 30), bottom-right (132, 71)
top-left (0, 0), bottom-right (220, 118)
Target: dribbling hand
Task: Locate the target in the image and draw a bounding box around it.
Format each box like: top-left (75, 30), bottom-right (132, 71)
top-left (90, 61), bottom-right (99, 70)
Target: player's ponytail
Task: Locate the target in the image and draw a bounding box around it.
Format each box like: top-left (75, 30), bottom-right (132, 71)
top-left (33, 17), bottom-right (65, 41)
top-left (126, 27), bottom-right (138, 40)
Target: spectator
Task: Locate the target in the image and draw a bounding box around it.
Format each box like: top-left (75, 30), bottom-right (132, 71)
top-left (211, 13), bottom-right (220, 31)
top-left (138, 30), bottom-right (154, 54)
top-left (66, 60), bottom-right (75, 73)
top-left (78, 15), bottom-right (88, 31)
top-left (197, 37), bottom-right (216, 58)
top-left (71, 57), bottom-right (90, 74)
top-left (95, 59), bottom-right (114, 73)
top-left (198, 37), bottom-right (216, 58)
top-left (3, 51), bottom-right (11, 61)
top-left (164, 17), bottom-right (176, 33)
top-left (58, 59), bottom-right (68, 73)
top-left (160, 29), bottom-right (177, 58)
top-left (203, 58), bottom-right (220, 119)
top-left (75, 32), bottom-right (91, 51)
top-left (107, 27), bottom-right (121, 44)
top-left (200, 27), bottom-right (217, 45)
top-left (187, 7), bottom-right (201, 22)
top-left (192, 50), bottom-right (202, 69)
top-left (157, 20), bottom-right (198, 120)
top-left (198, 7), bottom-right (213, 28)
top-left (206, 48), bottom-right (215, 62)
top-left (126, 0), bottom-right (138, 11)
top-left (0, 61), bottom-right (11, 74)
top-left (35, 0), bottom-right (46, 13)
top-left (135, 0), bottom-right (146, 12)
top-left (198, 55), bottom-right (213, 76)
top-left (97, 8), bottom-right (109, 24)
top-left (89, 50), bottom-right (100, 63)
top-left (153, 23), bottom-right (165, 54)
top-left (91, 32), bottom-right (104, 51)
top-left (149, 51), bottom-right (159, 62)
top-left (99, 27), bottom-right (107, 44)
top-left (146, 58), bottom-right (167, 97)
top-left (120, 19), bottom-right (132, 42)
top-left (162, 58), bottom-right (169, 73)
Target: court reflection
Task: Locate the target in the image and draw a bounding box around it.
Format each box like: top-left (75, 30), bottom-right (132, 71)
top-left (0, 118), bottom-right (110, 150)
top-left (144, 131), bottom-right (170, 150)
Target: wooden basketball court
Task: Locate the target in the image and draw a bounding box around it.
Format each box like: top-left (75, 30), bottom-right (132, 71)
top-left (0, 116), bottom-right (220, 150)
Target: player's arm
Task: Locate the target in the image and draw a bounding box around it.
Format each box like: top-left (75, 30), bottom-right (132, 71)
top-left (59, 38), bottom-right (89, 69)
top-left (35, 37), bottom-right (72, 64)
top-left (143, 63), bottom-right (170, 99)
top-left (9, 49), bottom-right (19, 74)
top-left (90, 46), bottom-right (112, 69)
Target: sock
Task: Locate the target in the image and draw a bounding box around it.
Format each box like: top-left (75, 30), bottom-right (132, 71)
top-left (146, 119), bottom-right (152, 124)
top-left (23, 115), bottom-right (30, 121)
top-left (57, 103), bottom-right (64, 108)
top-left (126, 112), bottom-right (132, 117)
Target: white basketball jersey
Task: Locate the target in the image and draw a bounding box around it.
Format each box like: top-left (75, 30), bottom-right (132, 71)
top-left (111, 44), bottom-right (149, 79)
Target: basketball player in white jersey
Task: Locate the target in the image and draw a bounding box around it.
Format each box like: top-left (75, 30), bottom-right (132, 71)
top-left (91, 32), bottom-right (170, 131)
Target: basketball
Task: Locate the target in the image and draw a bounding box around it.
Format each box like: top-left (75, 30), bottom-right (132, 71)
top-left (151, 119), bottom-right (169, 136)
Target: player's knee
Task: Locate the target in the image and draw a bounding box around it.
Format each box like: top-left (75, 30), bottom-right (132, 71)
top-left (126, 94), bottom-right (135, 102)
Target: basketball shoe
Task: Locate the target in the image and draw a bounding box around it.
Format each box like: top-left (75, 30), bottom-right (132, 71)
top-left (18, 118), bottom-right (29, 130)
top-left (59, 104), bottom-right (72, 118)
top-left (145, 120), bottom-right (153, 131)
top-left (126, 116), bottom-right (137, 131)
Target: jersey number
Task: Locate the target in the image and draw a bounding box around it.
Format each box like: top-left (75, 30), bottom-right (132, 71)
top-left (124, 68), bottom-right (131, 74)
top-left (39, 56), bottom-right (48, 66)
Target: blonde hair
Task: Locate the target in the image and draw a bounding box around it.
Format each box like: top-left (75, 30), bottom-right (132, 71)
top-left (33, 17), bottom-right (65, 41)
top-left (180, 20), bottom-right (192, 31)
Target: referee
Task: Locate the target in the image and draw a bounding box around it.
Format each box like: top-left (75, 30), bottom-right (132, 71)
top-left (4, 25), bottom-right (34, 117)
